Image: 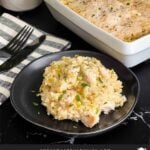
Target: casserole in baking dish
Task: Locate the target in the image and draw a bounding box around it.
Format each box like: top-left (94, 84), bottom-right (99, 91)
top-left (44, 0), bottom-right (150, 67)
top-left (60, 0), bottom-right (150, 42)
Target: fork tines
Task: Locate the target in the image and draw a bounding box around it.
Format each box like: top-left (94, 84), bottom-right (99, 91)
top-left (6, 25), bottom-right (34, 54)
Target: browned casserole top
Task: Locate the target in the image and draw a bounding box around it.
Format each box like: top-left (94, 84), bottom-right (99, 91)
top-left (118, 0), bottom-right (150, 18)
top-left (61, 0), bottom-right (150, 42)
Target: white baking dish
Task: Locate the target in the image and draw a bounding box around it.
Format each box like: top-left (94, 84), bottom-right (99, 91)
top-left (44, 0), bottom-right (150, 67)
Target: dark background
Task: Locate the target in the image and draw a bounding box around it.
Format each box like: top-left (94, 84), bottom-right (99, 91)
top-left (0, 2), bottom-right (150, 144)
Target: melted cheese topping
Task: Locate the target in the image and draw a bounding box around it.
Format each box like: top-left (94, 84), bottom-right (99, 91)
top-left (61, 0), bottom-right (150, 42)
top-left (118, 0), bottom-right (150, 18)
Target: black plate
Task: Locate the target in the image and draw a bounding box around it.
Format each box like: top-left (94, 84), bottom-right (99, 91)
top-left (10, 50), bottom-right (140, 137)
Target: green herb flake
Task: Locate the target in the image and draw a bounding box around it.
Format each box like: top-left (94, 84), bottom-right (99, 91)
top-left (58, 91), bottom-right (66, 101)
top-left (77, 75), bottom-right (82, 81)
top-left (63, 74), bottom-right (67, 80)
top-left (98, 77), bottom-right (103, 83)
top-left (75, 94), bottom-right (81, 102)
top-left (110, 6), bottom-right (113, 11)
top-left (91, 14), bottom-right (95, 17)
top-left (36, 93), bottom-right (40, 97)
top-left (96, 108), bottom-right (99, 114)
top-left (33, 102), bottom-right (39, 106)
top-left (63, 90), bottom-right (66, 94)
top-left (81, 83), bottom-right (89, 88)
top-left (52, 107), bottom-right (55, 110)
top-left (73, 125), bottom-right (78, 129)
top-left (58, 94), bottom-right (63, 101)
top-left (58, 65), bottom-right (61, 70)
top-left (58, 73), bottom-right (61, 79)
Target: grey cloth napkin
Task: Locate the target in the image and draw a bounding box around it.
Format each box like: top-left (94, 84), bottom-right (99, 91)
top-left (0, 13), bottom-right (71, 105)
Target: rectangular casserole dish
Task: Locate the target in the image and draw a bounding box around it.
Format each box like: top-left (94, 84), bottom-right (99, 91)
top-left (44, 0), bottom-right (150, 67)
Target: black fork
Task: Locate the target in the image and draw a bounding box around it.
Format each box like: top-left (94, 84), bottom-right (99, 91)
top-left (0, 25), bottom-right (34, 57)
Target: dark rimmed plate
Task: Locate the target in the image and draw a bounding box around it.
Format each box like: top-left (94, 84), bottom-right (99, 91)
top-left (10, 50), bottom-right (140, 137)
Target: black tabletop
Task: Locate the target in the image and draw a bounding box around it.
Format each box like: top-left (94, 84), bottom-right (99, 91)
top-left (0, 2), bottom-right (150, 144)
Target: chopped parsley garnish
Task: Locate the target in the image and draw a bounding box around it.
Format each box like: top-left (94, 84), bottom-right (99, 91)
top-left (91, 14), bottom-right (95, 17)
top-left (73, 125), bottom-right (78, 129)
top-left (98, 77), bottom-right (103, 83)
top-left (33, 102), bottom-right (39, 106)
top-left (110, 6), bottom-right (113, 11)
top-left (58, 73), bottom-right (61, 79)
top-left (81, 83), bottom-right (89, 88)
top-left (96, 108), bottom-right (99, 114)
top-left (58, 94), bottom-right (63, 101)
top-left (77, 75), bottom-right (82, 81)
top-left (58, 65), bottom-right (61, 70)
top-left (58, 91), bottom-right (66, 101)
top-left (75, 94), bottom-right (81, 102)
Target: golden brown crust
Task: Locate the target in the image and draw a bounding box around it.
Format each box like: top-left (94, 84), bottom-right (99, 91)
top-left (61, 0), bottom-right (150, 42)
top-left (118, 0), bottom-right (150, 18)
